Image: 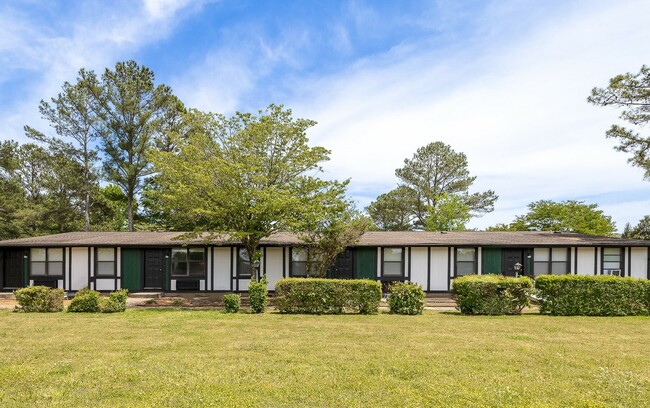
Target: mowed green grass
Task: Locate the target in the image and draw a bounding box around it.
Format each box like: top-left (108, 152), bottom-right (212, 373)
top-left (0, 309), bottom-right (648, 408)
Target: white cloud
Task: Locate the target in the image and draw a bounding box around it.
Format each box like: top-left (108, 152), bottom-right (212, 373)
top-left (284, 0), bottom-right (650, 231)
top-left (0, 0), bottom-right (205, 142)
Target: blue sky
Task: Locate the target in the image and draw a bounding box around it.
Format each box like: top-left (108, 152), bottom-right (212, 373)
top-left (2, 0), bottom-right (650, 231)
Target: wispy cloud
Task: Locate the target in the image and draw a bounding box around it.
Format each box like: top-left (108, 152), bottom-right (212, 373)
top-left (0, 0), bottom-right (206, 141)
top-left (2, 0), bottom-right (649, 232)
top-left (282, 0), bottom-right (650, 230)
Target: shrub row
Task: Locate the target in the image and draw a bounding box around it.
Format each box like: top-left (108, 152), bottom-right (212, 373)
top-left (387, 282), bottom-right (425, 315)
top-left (14, 286), bottom-right (64, 312)
top-left (68, 288), bottom-right (129, 313)
top-left (535, 275), bottom-right (650, 316)
top-left (452, 275), bottom-right (533, 315)
top-left (275, 278), bottom-right (381, 314)
top-left (14, 286), bottom-right (128, 313)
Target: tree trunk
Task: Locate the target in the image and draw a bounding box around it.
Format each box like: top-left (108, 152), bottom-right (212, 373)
top-left (84, 191), bottom-right (90, 232)
top-left (243, 238), bottom-right (260, 282)
top-left (127, 193), bottom-right (134, 232)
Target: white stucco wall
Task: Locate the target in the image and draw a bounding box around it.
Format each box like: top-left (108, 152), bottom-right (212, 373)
top-left (236, 279), bottom-right (251, 291)
top-left (430, 247), bottom-right (448, 291)
top-left (70, 247), bottom-right (88, 291)
top-left (630, 247), bottom-right (647, 279)
top-left (95, 279), bottom-right (115, 291)
top-left (264, 247), bottom-right (284, 289)
top-left (409, 247), bottom-right (428, 288)
top-left (576, 247), bottom-right (595, 276)
top-left (213, 247), bottom-right (231, 290)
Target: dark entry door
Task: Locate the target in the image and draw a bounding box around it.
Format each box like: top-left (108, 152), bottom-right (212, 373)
top-left (329, 249), bottom-right (354, 279)
top-left (503, 249), bottom-right (524, 277)
top-left (3, 249), bottom-right (25, 289)
top-left (144, 249), bottom-right (165, 289)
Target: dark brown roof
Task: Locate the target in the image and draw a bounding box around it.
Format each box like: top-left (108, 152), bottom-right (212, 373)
top-left (356, 231), bottom-right (650, 247)
top-left (0, 231), bottom-right (648, 248)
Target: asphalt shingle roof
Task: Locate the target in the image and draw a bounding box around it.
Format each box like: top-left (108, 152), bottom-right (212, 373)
top-left (0, 231), bottom-right (648, 247)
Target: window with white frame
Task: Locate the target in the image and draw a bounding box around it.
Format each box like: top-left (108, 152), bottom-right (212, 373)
top-left (382, 247), bottom-right (404, 277)
top-left (602, 247), bottom-right (623, 276)
top-left (96, 248), bottom-right (116, 277)
top-left (455, 248), bottom-right (476, 276)
top-left (30, 248), bottom-right (64, 277)
top-left (171, 248), bottom-right (206, 277)
top-left (533, 248), bottom-right (569, 276)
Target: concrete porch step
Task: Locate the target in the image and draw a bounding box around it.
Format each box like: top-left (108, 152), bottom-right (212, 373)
top-left (129, 292), bottom-right (163, 298)
top-left (0, 293), bottom-right (16, 300)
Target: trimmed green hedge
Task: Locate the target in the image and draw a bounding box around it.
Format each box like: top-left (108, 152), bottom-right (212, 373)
top-left (275, 278), bottom-right (382, 314)
top-left (535, 275), bottom-right (650, 316)
top-left (388, 281), bottom-right (425, 315)
top-left (68, 288), bottom-right (101, 312)
top-left (248, 276), bottom-right (269, 313)
top-left (100, 289), bottom-right (128, 313)
top-left (69, 288), bottom-right (128, 313)
top-left (452, 275), bottom-right (533, 315)
top-left (14, 286), bottom-right (64, 313)
top-left (223, 293), bottom-right (241, 313)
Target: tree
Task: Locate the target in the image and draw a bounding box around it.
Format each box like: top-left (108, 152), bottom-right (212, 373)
top-left (0, 141), bottom-right (27, 239)
top-left (81, 60), bottom-right (183, 231)
top-left (622, 216), bottom-right (650, 240)
top-left (367, 142), bottom-right (497, 230)
top-left (24, 79), bottom-right (101, 231)
top-left (0, 142), bottom-right (86, 237)
top-left (424, 193), bottom-right (471, 231)
top-left (366, 186), bottom-right (417, 231)
top-left (298, 204), bottom-right (371, 277)
top-left (150, 104), bottom-right (347, 280)
top-left (503, 200), bottom-right (616, 236)
top-left (588, 65), bottom-right (650, 178)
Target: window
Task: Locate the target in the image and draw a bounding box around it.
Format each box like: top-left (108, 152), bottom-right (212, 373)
top-left (382, 247), bottom-right (404, 277)
top-left (533, 248), bottom-right (569, 276)
top-left (290, 247), bottom-right (322, 277)
top-left (30, 248), bottom-right (64, 277)
top-left (602, 247), bottom-right (623, 276)
top-left (171, 248), bottom-right (206, 277)
top-left (237, 248), bottom-right (253, 278)
top-left (96, 248), bottom-right (116, 277)
top-left (455, 248), bottom-right (476, 276)
top-left (291, 248), bottom-right (308, 277)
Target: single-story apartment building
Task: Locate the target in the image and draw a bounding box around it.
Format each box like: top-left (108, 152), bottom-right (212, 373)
top-left (0, 231), bottom-right (649, 293)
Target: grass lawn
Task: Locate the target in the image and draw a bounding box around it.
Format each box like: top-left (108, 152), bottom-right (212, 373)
top-left (0, 309), bottom-right (648, 407)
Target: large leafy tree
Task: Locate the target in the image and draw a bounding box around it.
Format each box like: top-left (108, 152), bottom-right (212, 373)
top-left (424, 193), bottom-right (471, 231)
top-left (298, 200), bottom-right (371, 277)
top-left (0, 142), bottom-right (86, 238)
top-left (366, 186), bottom-right (417, 231)
top-left (81, 60), bottom-right (183, 231)
top-left (0, 141), bottom-right (27, 239)
top-left (588, 65), bottom-right (650, 178)
top-left (24, 79), bottom-right (101, 231)
top-left (368, 142), bottom-right (497, 230)
top-left (493, 200), bottom-right (616, 236)
top-left (150, 104), bottom-right (349, 280)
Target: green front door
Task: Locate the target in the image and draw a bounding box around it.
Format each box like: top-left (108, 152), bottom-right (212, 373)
top-left (482, 247), bottom-right (502, 275)
top-left (121, 249), bottom-right (142, 291)
top-left (355, 247), bottom-right (377, 280)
